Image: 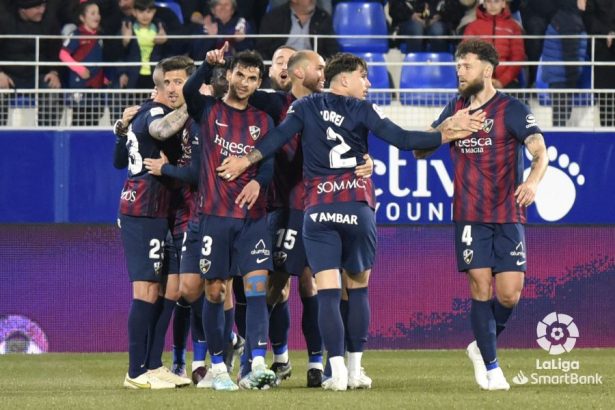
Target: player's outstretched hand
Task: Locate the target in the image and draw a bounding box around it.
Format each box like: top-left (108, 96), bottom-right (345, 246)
top-left (216, 155), bottom-right (250, 181)
top-left (439, 108), bottom-right (486, 142)
top-left (355, 154), bottom-right (374, 178)
top-left (235, 180), bottom-right (260, 210)
top-left (450, 108), bottom-right (486, 133)
top-left (144, 151), bottom-right (169, 176)
top-left (514, 180), bottom-right (538, 207)
top-left (205, 41), bottom-right (229, 66)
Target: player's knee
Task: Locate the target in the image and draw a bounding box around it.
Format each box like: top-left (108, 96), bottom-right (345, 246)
top-left (497, 292), bottom-right (521, 308)
top-left (245, 274), bottom-right (267, 297)
top-left (299, 273), bottom-right (317, 297)
top-left (164, 286), bottom-right (181, 301)
top-left (205, 281), bottom-right (226, 303)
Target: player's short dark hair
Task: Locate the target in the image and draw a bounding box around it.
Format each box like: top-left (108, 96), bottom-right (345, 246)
top-left (160, 55), bottom-right (196, 76)
top-left (229, 50), bottom-right (265, 79)
top-left (287, 50), bottom-right (312, 73)
top-left (456, 40), bottom-right (499, 68)
top-left (325, 53), bottom-right (367, 83)
top-left (134, 0), bottom-right (155, 11)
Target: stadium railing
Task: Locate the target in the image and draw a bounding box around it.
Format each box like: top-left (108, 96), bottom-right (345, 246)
top-left (0, 33), bottom-right (613, 131)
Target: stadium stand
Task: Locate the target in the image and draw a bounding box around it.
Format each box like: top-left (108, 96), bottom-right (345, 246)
top-left (399, 52), bottom-right (457, 106)
top-left (333, 2), bottom-right (388, 53)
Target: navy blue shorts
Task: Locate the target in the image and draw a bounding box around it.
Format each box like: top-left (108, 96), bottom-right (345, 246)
top-left (454, 222), bottom-right (527, 273)
top-left (303, 202), bottom-right (376, 275)
top-left (165, 231), bottom-right (182, 275)
top-left (268, 208), bottom-right (307, 276)
top-left (179, 220), bottom-right (201, 274)
top-left (196, 214), bottom-right (273, 280)
top-left (119, 214), bottom-right (169, 282)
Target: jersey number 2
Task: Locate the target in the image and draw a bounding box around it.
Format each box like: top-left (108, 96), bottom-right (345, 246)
top-left (327, 127), bottom-right (357, 169)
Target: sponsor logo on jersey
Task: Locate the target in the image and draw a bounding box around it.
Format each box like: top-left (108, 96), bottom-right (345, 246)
top-left (214, 134), bottom-right (253, 156)
top-left (317, 178), bottom-right (367, 194)
top-left (526, 114), bottom-right (538, 129)
top-left (309, 212), bottom-right (359, 225)
top-left (455, 136), bottom-right (493, 154)
top-left (120, 189), bottom-right (137, 203)
top-left (249, 126), bottom-right (261, 140)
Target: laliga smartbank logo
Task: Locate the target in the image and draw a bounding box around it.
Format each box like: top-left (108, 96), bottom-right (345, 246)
top-left (512, 312), bottom-right (602, 386)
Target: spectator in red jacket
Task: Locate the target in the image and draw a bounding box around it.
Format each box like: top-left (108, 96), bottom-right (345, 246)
top-left (463, 0), bottom-right (525, 88)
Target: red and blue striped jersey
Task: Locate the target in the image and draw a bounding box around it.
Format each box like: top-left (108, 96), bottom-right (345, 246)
top-left (118, 101), bottom-right (180, 218)
top-left (432, 92), bottom-right (542, 223)
top-left (250, 90), bottom-right (304, 211)
top-left (192, 97), bottom-right (274, 219)
top-left (170, 118), bottom-right (200, 237)
top-left (62, 25), bottom-right (105, 88)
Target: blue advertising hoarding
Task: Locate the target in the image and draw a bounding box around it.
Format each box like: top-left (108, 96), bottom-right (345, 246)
top-left (0, 130), bottom-right (613, 224)
top-left (369, 132), bottom-right (615, 224)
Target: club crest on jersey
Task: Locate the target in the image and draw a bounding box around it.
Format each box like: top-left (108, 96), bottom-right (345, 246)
top-left (200, 258), bottom-right (211, 274)
top-left (463, 249), bottom-right (474, 264)
top-left (482, 119), bottom-right (494, 133)
top-left (153, 261), bottom-right (162, 276)
top-left (273, 251), bottom-right (288, 267)
top-left (249, 125), bottom-right (261, 140)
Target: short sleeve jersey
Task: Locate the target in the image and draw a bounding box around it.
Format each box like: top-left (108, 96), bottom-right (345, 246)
top-left (193, 97), bottom-right (274, 219)
top-left (431, 92), bottom-right (542, 223)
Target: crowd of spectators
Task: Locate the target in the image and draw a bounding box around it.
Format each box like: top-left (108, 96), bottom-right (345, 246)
top-left (0, 0), bottom-right (612, 117)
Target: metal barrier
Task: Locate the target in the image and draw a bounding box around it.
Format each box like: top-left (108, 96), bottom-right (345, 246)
top-left (0, 33), bottom-right (614, 130)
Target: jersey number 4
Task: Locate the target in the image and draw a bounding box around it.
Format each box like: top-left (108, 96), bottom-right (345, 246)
top-left (327, 127), bottom-right (357, 169)
top-left (461, 225), bottom-right (473, 246)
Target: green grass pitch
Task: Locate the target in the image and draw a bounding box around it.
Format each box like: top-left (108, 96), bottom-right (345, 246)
top-left (1, 349), bottom-right (613, 409)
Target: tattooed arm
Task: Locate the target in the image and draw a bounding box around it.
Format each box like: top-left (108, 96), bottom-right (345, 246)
top-left (515, 133), bottom-right (548, 206)
top-left (148, 104), bottom-right (190, 141)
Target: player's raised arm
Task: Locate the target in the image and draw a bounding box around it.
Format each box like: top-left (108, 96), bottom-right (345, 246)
top-left (514, 133), bottom-right (548, 206)
top-left (365, 103), bottom-right (484, 151)
top-left (184, 42), bottom-right (228, 121)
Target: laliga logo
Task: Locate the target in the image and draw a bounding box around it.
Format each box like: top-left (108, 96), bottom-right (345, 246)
top-left (536, 312), bottom-right (579, 355)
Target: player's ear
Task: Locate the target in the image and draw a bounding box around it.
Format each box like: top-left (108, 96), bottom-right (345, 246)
top-left (256, 77), bottom-right (262, 88)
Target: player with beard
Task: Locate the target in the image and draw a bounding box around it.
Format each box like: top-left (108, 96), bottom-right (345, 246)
top-left (151, 46), bottom-right (278, 391)
top-left (266, 45), bottom-right (296, 92)
top-left (217, 52), bottom-right (483, 391)
top-left (415, 40), bottom-right (548, 391)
